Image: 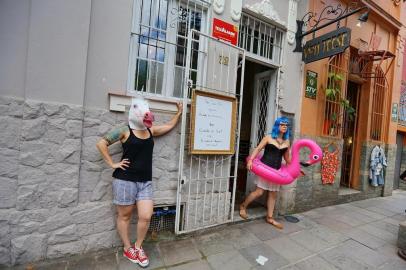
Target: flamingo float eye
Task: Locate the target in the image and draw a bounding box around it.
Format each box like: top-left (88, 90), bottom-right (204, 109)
top-left (313, 155), bottom-right (319, 160)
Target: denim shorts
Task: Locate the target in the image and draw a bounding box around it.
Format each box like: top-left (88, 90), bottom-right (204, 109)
top-left (112, 179), bottom-right (153, 205)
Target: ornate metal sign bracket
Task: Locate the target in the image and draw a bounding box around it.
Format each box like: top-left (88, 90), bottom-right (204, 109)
top-left (293, 2), bottom-right (369, 52)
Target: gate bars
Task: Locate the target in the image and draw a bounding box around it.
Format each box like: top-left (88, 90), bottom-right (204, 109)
top-left (175, 29), bottom-right (246, 234)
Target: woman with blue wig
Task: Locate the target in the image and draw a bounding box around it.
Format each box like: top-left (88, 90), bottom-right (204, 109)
top-left (239, 117), bottom-right (291, 229)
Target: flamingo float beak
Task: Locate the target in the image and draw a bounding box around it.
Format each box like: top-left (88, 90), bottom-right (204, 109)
top-left (299, 162), bottom-right (311, 177)
top-left (300, 161), bottom-right (311, 167)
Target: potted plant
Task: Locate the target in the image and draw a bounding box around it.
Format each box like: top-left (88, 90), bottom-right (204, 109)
top-left (324, 72), bottom-right (356, 136)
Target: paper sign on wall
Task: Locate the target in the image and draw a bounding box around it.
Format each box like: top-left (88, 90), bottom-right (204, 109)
top-left (190, 90), bottom-right (237, 154)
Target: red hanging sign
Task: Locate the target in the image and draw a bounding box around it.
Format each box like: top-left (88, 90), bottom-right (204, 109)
top-left (212, 18), bottom-right (238, 46)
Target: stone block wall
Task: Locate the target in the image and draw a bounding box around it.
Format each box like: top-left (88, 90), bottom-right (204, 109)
top-left (1, 95), bottom-right (398, 265)
top-left (401, 147), bottom-right (406, 175)
top-left (383, 144), bottom-right (396, 196)
top-left (291, 135), bottom-right (342, 213)
top-left (0, 96), bottom-right (181, 266)
top-left (290, 135), bottom-right (394, 213)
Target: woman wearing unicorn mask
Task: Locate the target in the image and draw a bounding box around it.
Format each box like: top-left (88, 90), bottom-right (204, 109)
top-left (96, 97), bottom-right (182, 267)
top-left (239, 117), bottom-right (291, 230)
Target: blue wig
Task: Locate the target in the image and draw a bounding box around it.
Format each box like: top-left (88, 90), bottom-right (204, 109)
top-left (269, 117), bottom-right (290, 140)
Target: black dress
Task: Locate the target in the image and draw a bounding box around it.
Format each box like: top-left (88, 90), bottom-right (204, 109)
top-left (260, 144), bottom-right (288, 169)
top-left (256, 143), bottom-right (288, 190)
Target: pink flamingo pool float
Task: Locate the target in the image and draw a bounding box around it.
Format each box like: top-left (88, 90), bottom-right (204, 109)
top-left (247, 139), bottom-right (323, 185)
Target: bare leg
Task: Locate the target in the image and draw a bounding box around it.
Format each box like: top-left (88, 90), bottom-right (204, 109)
top-left (135, 200), bottom-right (153, 248)
top-left (240, 187), bottom-right (265, 219)
top-left (116, 205), bottom-right (135, 251)
top-left (266, 191), bottom-right (283, 229)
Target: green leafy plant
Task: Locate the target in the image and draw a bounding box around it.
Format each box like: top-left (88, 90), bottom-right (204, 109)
top-left (324, 72), bottom-right (356, 135)
top-left (326, 72), bottom-right (344, 100)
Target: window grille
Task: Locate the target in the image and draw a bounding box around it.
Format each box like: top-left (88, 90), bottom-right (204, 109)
top-left (238, 13), bottom-right (284, 65)
top-left (322, 52), bottom-right (349, 138)
top-left (129, 0), bottom-right (210, 97)
top-left (148, 206), bottom-right (176, 233)
top-left (370, 66), bottom-right (389, 142)
top-left (256, 79), bottom-right (270, 144)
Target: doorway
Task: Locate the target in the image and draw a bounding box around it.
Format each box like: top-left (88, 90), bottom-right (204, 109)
top-left (234, 60), bottom-right (276, 206)
top-left (340, 81), bottom-right (361, 188)
top-left (394, 132), bottom-right (404, 189)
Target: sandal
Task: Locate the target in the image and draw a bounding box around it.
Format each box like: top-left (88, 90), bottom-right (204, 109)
top-left (266, 217), bottom-right (283, 229)
top-left (239, 204), bottom-right (248, 220)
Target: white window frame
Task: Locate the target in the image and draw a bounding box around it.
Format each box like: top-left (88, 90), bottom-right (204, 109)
top-left (238, 12), bottom-right (285, 67)
top-left (127, 0), bottom-right (208, 99)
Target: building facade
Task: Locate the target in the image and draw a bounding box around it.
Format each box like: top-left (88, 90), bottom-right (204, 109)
top-left (0, 0), bottom-right (308, 266)
top-left (296, 0), bottom-right (405, 211)
top-left (394, 0), bottom-right (406, 190)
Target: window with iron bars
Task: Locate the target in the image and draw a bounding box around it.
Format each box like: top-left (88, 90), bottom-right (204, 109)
top-left (322, 52), bottom-right (349, 138)
top-left (238, 13), bottom-right (284, 65)
top-left (369, 67), bottom-right (389, 142)
top-left (128, 0), bottom-right (209, 98)
top-left (400, 81), bottom-right (406, 126)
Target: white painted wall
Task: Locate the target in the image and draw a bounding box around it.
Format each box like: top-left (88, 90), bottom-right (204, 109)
top-left (279, 0), bottom-right (307, 134)
top-left (0, 0), bottom-right (92, 105)
top-left (1, 0), bottom-right (306, 113)
top-left (84, 0), bottom-right (133, 108)
top-left (0, 0), bottom-right (30, 98)
top-left (25, 0), bottom-right (91, 105)
top-left (243, 0), bottom-right (289, 25)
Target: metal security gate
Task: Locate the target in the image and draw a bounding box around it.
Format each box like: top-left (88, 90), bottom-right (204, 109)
top-left (175, 29), bottom-right (246, 234)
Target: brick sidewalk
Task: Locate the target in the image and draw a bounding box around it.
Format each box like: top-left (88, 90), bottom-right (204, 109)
top-left (4, 190), bottom-right (406, 270)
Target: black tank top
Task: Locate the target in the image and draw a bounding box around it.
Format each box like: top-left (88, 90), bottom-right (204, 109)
top-left (260, 144), bottom-right (288, 170)
top-left (112, 127), bottom-right (154, 182)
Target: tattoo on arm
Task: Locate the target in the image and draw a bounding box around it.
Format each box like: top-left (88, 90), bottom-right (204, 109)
top-left (103, 126), bottom-right (129, 145)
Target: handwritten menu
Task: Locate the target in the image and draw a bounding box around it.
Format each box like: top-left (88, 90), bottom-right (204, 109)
top-left (193, 94), bottom-right (233, 151)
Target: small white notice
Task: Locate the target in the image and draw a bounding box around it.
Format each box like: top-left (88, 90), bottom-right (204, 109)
top-left (256, 255), bottom-right (268, 266)
top-left (190, 90), bottom-right (236, 155)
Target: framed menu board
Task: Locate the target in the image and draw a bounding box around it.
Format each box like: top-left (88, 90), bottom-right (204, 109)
top-left (190, 90), bottom-right (237, 155)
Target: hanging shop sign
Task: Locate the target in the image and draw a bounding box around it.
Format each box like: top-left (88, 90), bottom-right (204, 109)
top-left (302, 27), bottom-right (351, 64)
top-left (305, 70), bottom-right (318, 99)
top-left (212, 18), bottom-right (238, 46)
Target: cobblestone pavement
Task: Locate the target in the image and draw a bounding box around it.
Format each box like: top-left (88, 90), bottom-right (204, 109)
top-left (4, 190), bottom-right (406, 270)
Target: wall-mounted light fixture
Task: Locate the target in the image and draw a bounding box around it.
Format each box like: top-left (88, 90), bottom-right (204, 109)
top-left (293, 3), bottom-right (370, 52)
top-left (356, 10), bottom-right (369, 27)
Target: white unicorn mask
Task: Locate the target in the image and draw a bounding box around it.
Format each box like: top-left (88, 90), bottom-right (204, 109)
top-left (128, 97), bottom-right (155, 130)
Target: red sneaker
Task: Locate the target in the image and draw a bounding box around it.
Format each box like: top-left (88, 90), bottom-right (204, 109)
top-left (135, 246), bottom-right (149, 267)
top-left (123, 247), bottom-right (138, 263)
